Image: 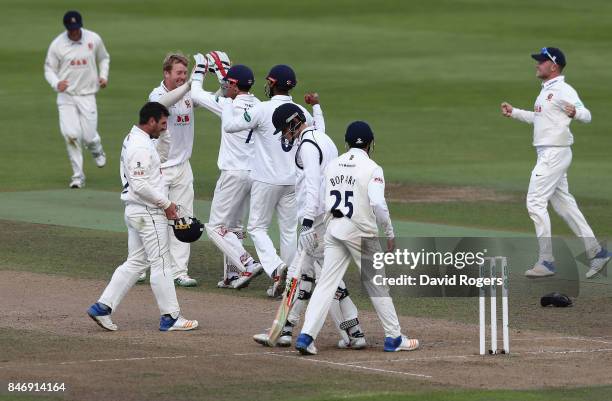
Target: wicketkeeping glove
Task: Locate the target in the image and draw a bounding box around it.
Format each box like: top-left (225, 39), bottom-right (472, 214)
top-left (298, 219), bottom-right (318, 254)
top-left (205, 51), bottom-right (231, 83)
top-left (192, 53), bottom-right (208, 82)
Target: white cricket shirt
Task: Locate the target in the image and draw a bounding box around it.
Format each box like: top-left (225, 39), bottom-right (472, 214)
top-left (511, 76), bottom-right (591, 147)
top-left (44, 28), bottom-right (110, 96)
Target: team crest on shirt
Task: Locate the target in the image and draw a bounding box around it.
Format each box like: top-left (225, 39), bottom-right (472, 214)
top-left (88, 42), bottom-right (93, 50)
top-left (546, 93), bottom-right (553, 101)
top-left (133, 162), bottom-right (145, 176)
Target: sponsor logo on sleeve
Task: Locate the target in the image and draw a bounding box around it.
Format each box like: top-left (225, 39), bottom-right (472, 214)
top-left (243, 111), bottom-right (251, 122)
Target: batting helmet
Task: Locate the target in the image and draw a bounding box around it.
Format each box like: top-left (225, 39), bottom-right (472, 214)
top-left (272, 103), bottom-right (306, 135)
top-left (171, 216), bottom-right (204, 243)
top-left (540, 292), bottom-right (573, 307)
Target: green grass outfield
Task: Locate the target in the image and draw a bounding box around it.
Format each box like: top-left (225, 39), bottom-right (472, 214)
top-left (1, 0), bottom-right (612, 400)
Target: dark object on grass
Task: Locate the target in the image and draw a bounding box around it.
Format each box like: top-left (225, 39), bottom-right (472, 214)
top-left (540, 292), bottom-right (573, 307)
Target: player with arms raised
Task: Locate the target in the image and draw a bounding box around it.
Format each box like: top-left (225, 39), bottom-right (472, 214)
top-left (190, 55), bottom-right (263, 288)
top-left (221, 65), bottom-right (324, 295)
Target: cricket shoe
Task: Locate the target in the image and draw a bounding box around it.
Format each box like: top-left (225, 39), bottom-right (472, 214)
top-left (69, 179), bottom-right (84, 189)
top-left (338, 332), bottom-right (367, 350)
top-left (217, 276), bottom-right (239, 288)
top-left (174, 275), bottom-right (198, 287)
top-left (271, 264), bottom-right (288, 298)
top-left (295, 333), bottom-right (317, 355)
top-left (159, 315), bottom-right (198, 331)
top-left (231, 263), bottom-right (263, 289)
top-left (586, 248), bottom-right (611, 278)
top-left (137, 272), bottom-right (146, 284)
top-left (93, 151), bottom-right (106, 168)
top-left (384, 335), bottom-right (419, 352)
top-left (525, 260), bottom-right (556, 278)
top-left (87, 302), bottom-right (117, 331)
top-left (252, 330), bottom-right (292, 347)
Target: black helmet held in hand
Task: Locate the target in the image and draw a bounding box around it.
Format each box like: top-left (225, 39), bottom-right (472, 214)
top-left (171, 216), bottom-right (204, 243)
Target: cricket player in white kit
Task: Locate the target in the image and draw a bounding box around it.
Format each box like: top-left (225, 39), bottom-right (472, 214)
top-left (222, 65), bottom-right (324, 295)
top-left (44, 11), bottom-right (109, 188)
top-left (87, 102), bottom-right (197, 332)
top-left (252, 102), bottom-right (366, 348)
top-left (190, 58), bottom-right (263, 288)
top-left (146, 53), bottom-right (203, 287)
top-left (501, 47), bottom-right (610, 279)
top-left (296, 121), bottom-right (419, 355)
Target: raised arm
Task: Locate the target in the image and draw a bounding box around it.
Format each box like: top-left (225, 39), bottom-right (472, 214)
top-left (304, 92), bottom-right (325, 133)
top-left (501, 102), bottom-right (535, 124)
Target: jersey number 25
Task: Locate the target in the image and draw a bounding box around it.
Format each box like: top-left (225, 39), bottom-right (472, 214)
top-left (330, 190), bottom-right (353, 218)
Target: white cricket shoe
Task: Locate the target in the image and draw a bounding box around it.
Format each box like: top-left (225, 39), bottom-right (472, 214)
top-left (137, 272), bottom-right (146, 283)
top-left (93, 151), bottom-right (106, 168)
top-left (253, 329), bottom-right (292, 347)
top-left (69, 179), bottom-right (84, 189)
top-left (217, 276), bottom-right (238, 288)
top-left (525, 260), bottom-right (556, 278)
top-left (231, 263), bottom-right (263, 289)
top-left (586, 249), bottom-right (611, 278)
top-left (174, 275), bottom-right (198, 287)
top-left (159, 315), bottom-right (198, 331)
top-left (295, 334), bottom-right (317, 355)
top-left (87, 302), bottom-right (117, 331)
top-left (338, 335), bottom-right (367, 350)
top-left (384, 335), bottom-right (419, 352)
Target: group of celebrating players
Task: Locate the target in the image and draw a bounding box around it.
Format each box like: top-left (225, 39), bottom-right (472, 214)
top-left (46, 11), bottom-right (419, 354)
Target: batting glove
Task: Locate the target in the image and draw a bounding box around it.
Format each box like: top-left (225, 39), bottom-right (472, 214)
top-left (298, 219), bottom-right (318, 254)
top-left (192, 53), bottom-right (208, 82)
top-left (205, 51), bottom-right (231, 83)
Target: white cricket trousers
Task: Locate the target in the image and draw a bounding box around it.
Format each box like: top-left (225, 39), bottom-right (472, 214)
top-left (57, 93), bottom-right (104, 183)
top-left (248, 181), bottom-right (297, 276)
top-left (99, 203), bottom-right (180, 316)
top-left (527, 146), bottom-right (600, 261)
top-left (287, 216), bottom-right (359, 342)
top-left (205, 170), bottom-right (254, 272)
top-left (301, 218), bottom-right (402, 339)
top-left (162, 161), bottom-right (194, 279)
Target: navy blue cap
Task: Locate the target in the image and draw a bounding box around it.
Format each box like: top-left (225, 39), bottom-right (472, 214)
top-left (531, 47), bottom-right (566, 67)
top-left (272, 103), bottom-right (305, 134)
top-left (267, 65), bottom-right (297, 89)
top-left (63, 11), bottom-right (82, 30)
top-left (345, 121), bottom-right (374, 148)
top-left (224, 65), bottom-right (254, 88)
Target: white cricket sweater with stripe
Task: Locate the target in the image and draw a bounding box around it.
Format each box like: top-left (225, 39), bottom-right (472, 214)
top-left (120, 126), bottom-right (171, 210)
top-left (511, 76), bottom-right (591, 147)
top-left (149, 82), bottom-right (200, 168)
top-left (44, 28), bottom-right (110, 95)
